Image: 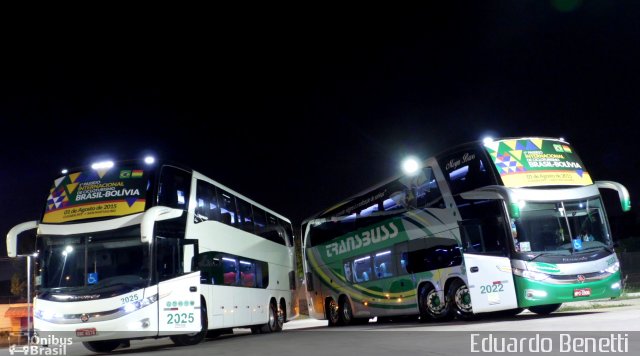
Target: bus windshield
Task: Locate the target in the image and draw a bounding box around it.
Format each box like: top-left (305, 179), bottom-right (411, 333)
top-left (39, 226), bottom-right (150, 292)
top-left (513, 197), bottom-right (611, 254)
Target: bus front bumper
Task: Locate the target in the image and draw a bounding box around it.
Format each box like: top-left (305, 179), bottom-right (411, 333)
top-left (514, 271), bottom-right (622, 308)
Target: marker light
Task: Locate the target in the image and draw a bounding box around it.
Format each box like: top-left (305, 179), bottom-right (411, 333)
top-left (525, 289), bottom-right (548, 299)
top-left (559, 137), bottom-right (565, 141)
top-left (61, 169), bottom-right (68, 174)
top-left (401, 156), bottom-right (420, 176)
top-left (144, 156), bottom-right (155, 164)
top-left (91, 161), bottom-right (114, 170)
top-left (482, 137), bottom-right (494, 145)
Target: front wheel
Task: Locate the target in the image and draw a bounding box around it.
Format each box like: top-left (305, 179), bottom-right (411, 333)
top-left (418, 284), bottom-right (453, 322)
top-left (529, 303), bottom-right (562, 315)
top-left (448, 279), bottom-right (475, 320)
top-left (170, 302), bottom-right (208, 346)
top-left (83, 340), bottom-right (122, 353)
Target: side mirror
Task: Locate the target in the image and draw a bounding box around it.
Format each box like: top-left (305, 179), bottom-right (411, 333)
top-left (596, 181), bottom-right (631, 212)
top-left (140, 206), bottom-right (185, 243)
top-left (6, 221), bottom-right (38, 257)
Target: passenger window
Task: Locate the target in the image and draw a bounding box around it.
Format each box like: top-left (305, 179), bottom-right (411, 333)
top-left (222, 256), bottom-right (238, 286)
top-left (239, 259), bottom-right (256, 287)
top-left (438, 149), bottom-right (494, 198)
top-left (399, 251), bottom-right (408, 274)
top-left (253, 207), bottom-right (268, 235)
top-left (236, 199), bottom-right (254, 233)
top-left (343, 262), bottom-right (353, 283)
top-left (373, 250), bottom-right (394, 279)
top-left (157, 166), bottom-right (191, 210)
top-left (352, 255), bottom-right (372, 283)
top-left (218, 190), bottom-right (237, 227)
top-left (195, 180), bottom-right (221, 223)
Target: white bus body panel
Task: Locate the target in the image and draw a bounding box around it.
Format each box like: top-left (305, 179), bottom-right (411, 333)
top-left (158, 271), bottom-right (201, 335)
top-left (463, 253), bottom-right (519, 313)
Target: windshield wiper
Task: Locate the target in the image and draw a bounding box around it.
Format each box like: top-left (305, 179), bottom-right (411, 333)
top-left (528, 252), bottom-right (553, 262)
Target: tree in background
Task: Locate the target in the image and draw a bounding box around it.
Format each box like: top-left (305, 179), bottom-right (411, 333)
top-left (11, 273), bottom-right (26, 300)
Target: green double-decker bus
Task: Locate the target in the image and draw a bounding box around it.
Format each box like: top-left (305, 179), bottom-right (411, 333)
top-left (302, 137), bottom-right (630, 325)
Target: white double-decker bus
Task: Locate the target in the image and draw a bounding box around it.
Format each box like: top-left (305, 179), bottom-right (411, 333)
top-left (7, 158), bottom-right (296, 352)
top-left (302, 137), bottom-right (629, 325)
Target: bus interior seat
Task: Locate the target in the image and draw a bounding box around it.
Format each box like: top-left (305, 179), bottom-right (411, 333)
top-left (224, 272), bottom-right (236, 285)
top-left (361, 271), bottom-right (369, 281)
top-left (242, 272), bottom-right (255, 287)
top-left (377, 263), bottom-right (387, 278)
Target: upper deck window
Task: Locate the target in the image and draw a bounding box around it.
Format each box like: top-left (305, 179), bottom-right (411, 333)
top-left (438, 147), bottom-right (495, 197)
top-left (158, 166), bottom-right (191, 210)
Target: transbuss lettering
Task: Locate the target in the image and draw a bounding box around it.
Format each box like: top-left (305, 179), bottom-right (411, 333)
top-left (325, 222), bottom-right (399, 257)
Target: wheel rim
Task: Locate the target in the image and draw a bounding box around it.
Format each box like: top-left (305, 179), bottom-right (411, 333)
top-left (342, 300), bottom-right (352, 322)
top-left (454, 285), bottom-right (473, 312)
top-left (269, 304), bottom-right (277, 328)
top-left (426, 289), bottom-right (446, 314)
top-left (329, 300), bottom-right (339, 322)
top-left (277, 306), bottom-right (284, 326)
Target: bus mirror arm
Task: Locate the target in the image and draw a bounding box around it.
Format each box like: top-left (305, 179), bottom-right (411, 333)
top-left (140, 206), bottom-right (185, 243)
top-left (595, 181), bottom-right (631, 212)
top-left (6, 221), bottom-right (38, 258)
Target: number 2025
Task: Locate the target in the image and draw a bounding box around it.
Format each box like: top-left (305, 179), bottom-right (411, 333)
top-left (168, 313), bottom-right (194, 324)
top-left (480, 284), bottom-right (504, 294)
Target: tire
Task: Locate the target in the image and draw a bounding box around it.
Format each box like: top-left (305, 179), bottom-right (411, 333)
top-left (279, 299), bottom-right (287, 325)
top-left (260, 302), bottom-right (281, 333)
top-left (418, 283), bottom-right (453, 322)
top-left (528, 303), bottom-right (562, 315)
top-left (170, 301), bottom-right (208, 346)
top-left (326, 298), bottom-right (340, 327)
top-left (338, 297), bottom-right (354, 326)
top-left (83, 340), bottom-right (121, 353)
top-left (448, 279), bottom-right (475, 321)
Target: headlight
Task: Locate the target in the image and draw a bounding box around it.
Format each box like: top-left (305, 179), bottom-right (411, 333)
top-left (605, 262), bottom-right (620, 274)
top-left (121, 294), bottom-right (158, 315)
top-left (513, 268), bottom-right (549, 281)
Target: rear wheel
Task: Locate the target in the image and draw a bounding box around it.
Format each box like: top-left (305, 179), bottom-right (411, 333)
top-left (83, 340), bottom-right (121, 353)
top-left (529, 303), bottom-right (562, 315)
top-left (338, 297), bottom-right (354, 326)
top-left (170, 301), bottom-right (208, 346)
top-left (448, 279), bottom-right (474, 320)
top-left (326, 298), bottom-right (340, 327)
top-left (418, 284), bottom-right (452, 322)
top-left (260, 302), bottom-right (281, 333)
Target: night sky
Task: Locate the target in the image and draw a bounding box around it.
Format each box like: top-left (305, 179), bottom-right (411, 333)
top-left (2, 1), bottom-right (640, 258)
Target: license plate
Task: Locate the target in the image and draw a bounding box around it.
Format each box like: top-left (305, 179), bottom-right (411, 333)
top-left (574, 288), bottom-right (591, 297)
top-left (76, 328), bottom-right (97, 337)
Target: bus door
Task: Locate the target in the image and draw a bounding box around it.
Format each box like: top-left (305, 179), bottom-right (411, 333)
top-left (458, 199), bottom-right (518, 313)
top-left (155, 237), bottom-right (202, 335)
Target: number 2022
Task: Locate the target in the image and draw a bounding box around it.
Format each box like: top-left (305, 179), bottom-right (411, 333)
top-left (480, 284), bottom-right (504, 294)
top-left (168, 313), bottom-right (194, 324)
